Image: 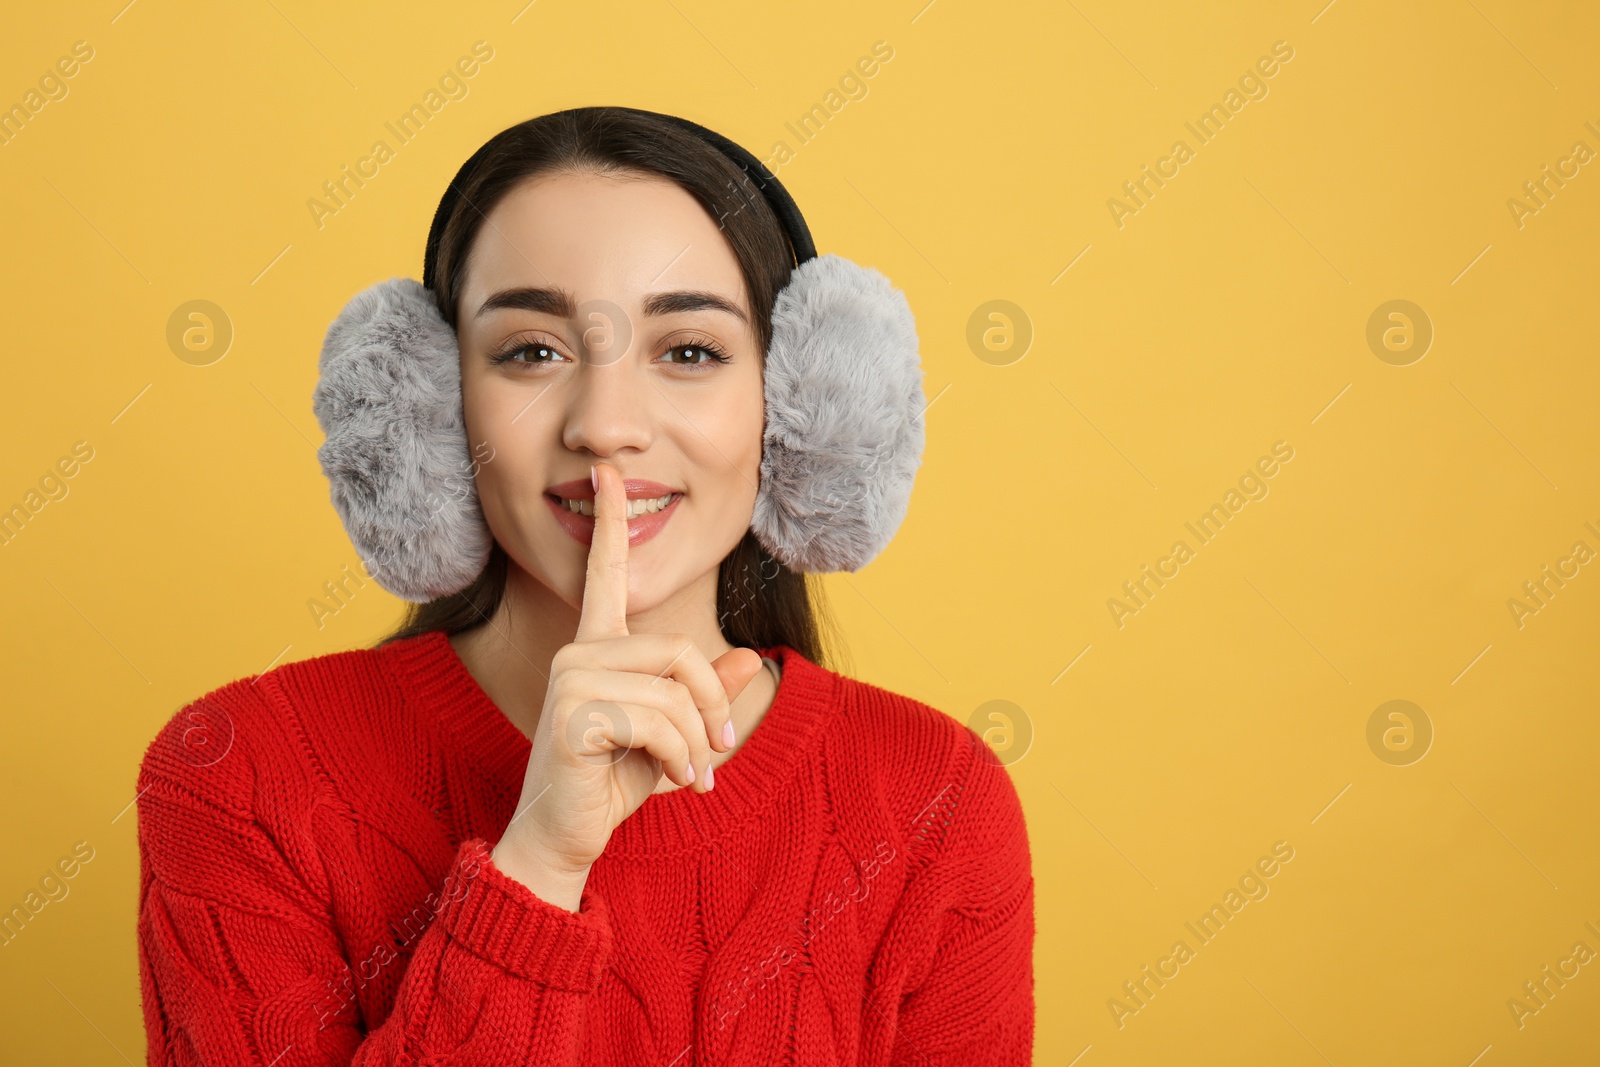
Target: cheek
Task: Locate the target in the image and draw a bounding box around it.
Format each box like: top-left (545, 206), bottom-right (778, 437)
top-left (735, 401), bottom-right (765, 477)
top-left (701, 377), bottom-right (765, 492)
top-left (459, 373), bottom-right (549, 524)
top-left (464, 370), bottom-right (534, 439)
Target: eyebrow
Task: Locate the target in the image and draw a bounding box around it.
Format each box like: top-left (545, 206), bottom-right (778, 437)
top-left (475, 286), bottom-right (748, 324)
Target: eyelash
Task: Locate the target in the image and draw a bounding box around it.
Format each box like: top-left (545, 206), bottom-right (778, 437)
top-left (488, 333), bottom-right (732, 372)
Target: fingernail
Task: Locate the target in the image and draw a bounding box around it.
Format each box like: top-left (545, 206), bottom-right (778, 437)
top-left (722, 720), bottom-right (735, 748)
top-left (685, 762), bottom-right (695, 783)
top-left (590, 464), bottom-right (598, 492)
top-left (705, 761), bottom-right (715, 790)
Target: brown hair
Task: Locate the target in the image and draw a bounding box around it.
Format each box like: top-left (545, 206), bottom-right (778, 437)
top-left (375, 107), bottom-right (843, 670)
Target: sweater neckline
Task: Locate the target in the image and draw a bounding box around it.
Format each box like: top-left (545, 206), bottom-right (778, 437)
top-left (386, 629), bottom-right (838, 858)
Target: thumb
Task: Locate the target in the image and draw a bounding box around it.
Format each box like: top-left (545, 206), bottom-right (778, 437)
top-left (711, 647), bottom-right (766, 704)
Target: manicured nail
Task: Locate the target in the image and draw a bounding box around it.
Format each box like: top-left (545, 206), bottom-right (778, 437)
top-left (685, 762), bottom-right (695, 783)
top-left (590, 464), bottom-right (598, 492)
top-left (722, 720), bottom-right (735, 748)
top-left (704, 761), bottom-right (715, 790)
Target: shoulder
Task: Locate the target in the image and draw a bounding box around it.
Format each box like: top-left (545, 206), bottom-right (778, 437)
top-left (135, 638), bottom-right (435, 908)
top-left (829, 668), bottom-right (971, 774)
top-left (129, 643), bottom-right (382, 908)
top-left (137, 638), bottom-right (411, 812)
top-left (812, 660), bottom-right (1032, 875)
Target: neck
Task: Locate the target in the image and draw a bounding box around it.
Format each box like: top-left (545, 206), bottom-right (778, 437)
top-left (448, 557), bottom-right (761, 745)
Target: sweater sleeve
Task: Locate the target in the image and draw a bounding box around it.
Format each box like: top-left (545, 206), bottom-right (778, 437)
top-left (890, 734), bottom-right (1036, 1065)
top-left (136, 696), bottom-right (613, 1066)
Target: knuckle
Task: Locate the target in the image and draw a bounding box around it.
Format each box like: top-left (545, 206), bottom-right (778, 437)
top-left (649, 715), bottom-right (689, 759)
top-left (674, 697), bottom-right (708, 744)
top-left (551, 663), bottom-right (588, 696)
top-left (676, 684), bottom-right (707, 723)
top-left (666, 684), bottom-right (704, 728)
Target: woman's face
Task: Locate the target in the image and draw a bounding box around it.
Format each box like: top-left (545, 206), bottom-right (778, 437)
top-left (454, 168), bottom-right (765, 618)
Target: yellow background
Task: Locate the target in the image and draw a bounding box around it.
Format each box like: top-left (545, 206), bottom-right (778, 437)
top-left (2, 0), bottom-right (1597, 1063)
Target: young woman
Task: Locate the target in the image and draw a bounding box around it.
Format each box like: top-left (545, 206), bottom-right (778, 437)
top-left (136, 107), bottom-right (1034, 1065)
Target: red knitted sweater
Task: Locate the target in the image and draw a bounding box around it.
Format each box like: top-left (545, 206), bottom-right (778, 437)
top-left (135, 629), bottom-right (1035, 1065)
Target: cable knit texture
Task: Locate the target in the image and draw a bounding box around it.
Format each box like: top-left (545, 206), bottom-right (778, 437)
top-left (136, 630), bottom-right (1035, 1065)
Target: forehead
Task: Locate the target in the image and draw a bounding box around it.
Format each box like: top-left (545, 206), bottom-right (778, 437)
top-left (461, 169), bottom-right (748, 312)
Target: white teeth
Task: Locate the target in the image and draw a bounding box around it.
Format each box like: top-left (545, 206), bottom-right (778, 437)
top-left (564, 493), bottom-right (676, 518)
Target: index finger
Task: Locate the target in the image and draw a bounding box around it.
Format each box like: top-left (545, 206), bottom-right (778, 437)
top-left (576, 461), bottom-right (630, 641)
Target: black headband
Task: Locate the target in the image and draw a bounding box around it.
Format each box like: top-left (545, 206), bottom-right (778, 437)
top-left (421, 106), bottom-right (817, 292)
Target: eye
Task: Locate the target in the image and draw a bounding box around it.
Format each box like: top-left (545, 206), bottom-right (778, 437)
top-left (488, 336), bottom-right (568, 369)
top-left (658, 335), bottom-right (732, 371)
top-left (487, 334), bottom-right (733, 371)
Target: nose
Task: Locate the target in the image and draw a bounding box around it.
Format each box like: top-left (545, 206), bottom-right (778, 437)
top-left (560, 347), bottom-right (655, 459)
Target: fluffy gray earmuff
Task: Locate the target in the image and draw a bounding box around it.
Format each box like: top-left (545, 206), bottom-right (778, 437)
top-left (312, 277), bottom-right (492, 602)
top-left (754, 253), bottom-right (926, 574)
top-left (312, 253), bottom-right (926, 603)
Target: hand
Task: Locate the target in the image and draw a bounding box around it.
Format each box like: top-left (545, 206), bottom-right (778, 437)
top-left (492, 460), bottom-right (766, 901)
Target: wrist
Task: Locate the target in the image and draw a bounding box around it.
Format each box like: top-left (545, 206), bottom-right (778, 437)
top-left (491, 836), bottom-right (592, 912)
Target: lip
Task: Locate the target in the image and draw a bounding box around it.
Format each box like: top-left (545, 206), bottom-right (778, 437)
top-left (544, 477), bottom-right (683, 548)
top-left (545, 477), bottom-right (680, 501)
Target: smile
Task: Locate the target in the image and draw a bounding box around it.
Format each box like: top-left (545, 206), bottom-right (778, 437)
top-left (542, 484), bottom-right (684, 548)
top-left (556, 492), bottom-right (680, 519)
